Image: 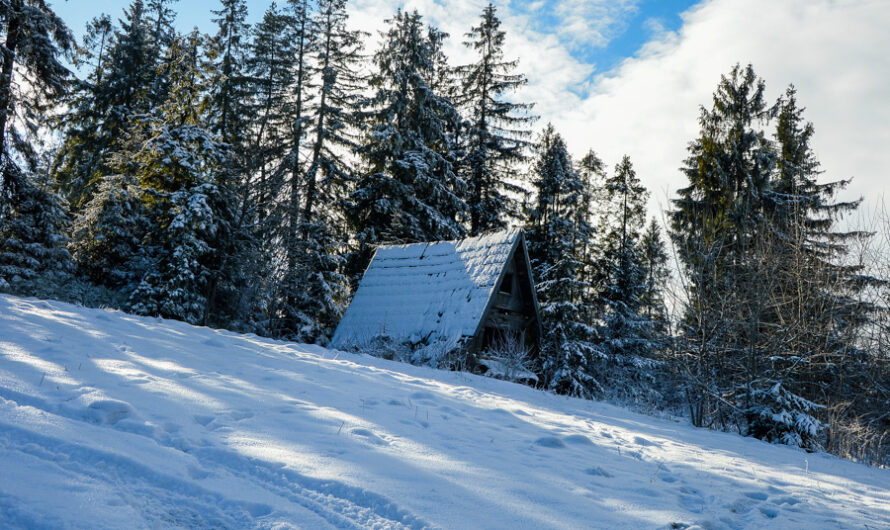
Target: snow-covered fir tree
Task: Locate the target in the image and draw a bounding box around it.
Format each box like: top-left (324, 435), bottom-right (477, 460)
top-left (670, 64), bottom-right (778, 430)
top-left (199, 0), bottom-right (265, 331)
top-left (278, 0), bottom-right (365, 343)
top-left (347, 10), bottom-right (467, 276)
top-left (599, 155), bottom-right (653, 357)
top-left (53, 0), bottom-right (161, 213)
top-left (593, 156), bottom-right (665, 404)
top-left (639, 218), bottom-right (670, 337)
top-left (524, 125), bottom-right (597, 397)
top-left (123, 32), bottom-right (229, 325)
top-left (457, 3), bottom-right (535, 235)
top-left (0, 0), bottom-right (75, 293)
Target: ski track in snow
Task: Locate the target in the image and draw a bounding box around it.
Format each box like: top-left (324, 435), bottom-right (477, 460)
top-left (1, 294), bottom-right (889, 529)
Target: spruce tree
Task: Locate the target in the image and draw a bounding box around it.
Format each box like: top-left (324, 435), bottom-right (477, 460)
top-left (599, 156), bottom-right (651, 355)
top-left (524, 124), bottom-right (597, 397)
top-left (0, 0), bottom-right (75, 293)
top-left (639, 219), bottom-right (670, 336)
top-left (667, 65), bottom-right (880, 449)
top-left (54, 1), bottom-right (157, 211)
top-left (670, 64), bottom-right (778, 428)
top-left (458, 3), bottom-right (535, 235)
top-left (245, 1), bottom-right (299, 219)
top-left (348, 10), bottom-right (466, 275)
top-left (51, 14), bottom-right (113, 209)
top-left (202, 0), bottom-right (264, 331)
top-left (124, 31), bottom-right (228, 325)
top-left (280, 0), bottom-right (365, 342)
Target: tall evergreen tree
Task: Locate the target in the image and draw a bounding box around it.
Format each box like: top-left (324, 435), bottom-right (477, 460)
top-left (245, 1), bottom-right (299, 218)
top-left (50, 14), bottom-right (113, 209)
top-left (53, 1), bottom-right (158, 211)
top-left (576, 149), bottom-right (607, 313)
top-left (639, 219), bottom-right (670, 336)
top-left (599, 155), bottom-right (653, 358)
top-left (670, 65), bottom-right (778, 428)
top-left (348, 10), bottom-right (466, 275)
top-left (525, 124), bottom-right (596, 397)
top-left (201, 0), bottom-right (264, 331)
top-left (743, 86), bottom-right (881, 449)
top-left (280, 0), bottom-right (365, 342)
top-left (458, 3), bottom-right (534, 235)
top-left (266, 0), bottom-right (319, 337)
top-left (206, 0), bottom-right (251, 148)
top-left (0, 0), bottom-right (75, 293)
top-left (123, 31), bottom-right (228, 325)
top-left (667, 65), bottom-right (879, 449)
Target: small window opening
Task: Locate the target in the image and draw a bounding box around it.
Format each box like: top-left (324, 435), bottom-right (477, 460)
top-left (499, 273), bottom-right (514, 295)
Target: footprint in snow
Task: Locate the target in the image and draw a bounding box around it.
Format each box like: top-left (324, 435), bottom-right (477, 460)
top-left (350, 428), bottom-right (388, 446)
top-left (85, 399), bottom-right (133, 425)
top-left (585, 466), bottom-right (613, 478)
top-left (228, 410), bottom-right (254, 421)
top-left (563, 434), bottom-right (593, 445)
top-left (759, 506), bottom-right (779, 519)
top-left (193, 414), bottom-right (215, 427)
top-left (633, 436), bottom-right (659, 447)
top-left (535, 436), bottom-right (565, 448)
top-left (409, 391), bottom-right (435, 401)
top-left (743, 491), bottom-right (768, 501)
top-left (187, 465), bottom-right (213, 480)
top-left (678, 487), bottom-right (706, 514)
top-left (771, 496), bottom-right (800, 506)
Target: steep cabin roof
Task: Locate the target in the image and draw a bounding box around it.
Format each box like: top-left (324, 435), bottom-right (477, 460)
top-left (332, 229), bottom-right (541, 350)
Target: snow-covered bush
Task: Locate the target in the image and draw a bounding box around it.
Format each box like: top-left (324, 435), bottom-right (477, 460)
top-left (746, 381), bottom-right (825, 451)
top-left (479, 332), bottom-right (537, 384)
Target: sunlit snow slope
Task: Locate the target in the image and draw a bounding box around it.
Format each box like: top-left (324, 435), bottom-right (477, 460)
top-left (1, 294), bottom-right (888, 529)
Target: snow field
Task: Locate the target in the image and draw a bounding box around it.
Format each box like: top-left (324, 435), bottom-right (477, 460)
top-left (1, 294), bottom-right (889, 529)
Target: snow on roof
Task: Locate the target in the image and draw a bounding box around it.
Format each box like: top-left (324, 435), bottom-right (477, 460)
top-left (332, 229), bottom-right (521, 348)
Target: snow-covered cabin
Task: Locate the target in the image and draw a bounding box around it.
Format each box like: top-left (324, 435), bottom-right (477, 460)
top-left (332, 229), bottom-right (542, 358)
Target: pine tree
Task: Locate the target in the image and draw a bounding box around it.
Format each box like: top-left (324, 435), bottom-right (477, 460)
top-left (201, 0), bottom-right (264, 331)
top-left (50, 14), bottom-right (113, 209)
top-left (145, 0), bottom-right (178, 105)
top-left (458, 3), bottom-right (535, 235)
top-left (244, 1), bottom-right (300, 220)
top-left (53, 1), bottom-right (158, 211)
top-left (124, 31), bottom-right (228, 325)
top-left (576, 149), bottom-right (607, 314)
top-left (599, 156), bottom-right (651, 355)
top-left (279, 0), bottom-right (365, 342)
top-left (206, 0), bottom-right (251, 148)
top-left (348, 10), bottom-right (466, 275)
top-left (744, 86), bottom-right (880, 449)
top-left (525, 124), bottom-right (597, 397)
top-left (0, 0), bottom-right (75, 293)
top-left (670, 64), bottom-right (778, 429)
top-left (666, 65), bottom-right (881, 450)
top-left (639, 219), bottom-right (670, 336)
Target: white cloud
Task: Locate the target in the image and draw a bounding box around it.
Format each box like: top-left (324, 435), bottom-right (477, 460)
top-left (343, 0), bottom-right (889, 219)
top-left (551, 0), bottom-right (890, 216)
top-left (346, 0), bottom-right (593, 135)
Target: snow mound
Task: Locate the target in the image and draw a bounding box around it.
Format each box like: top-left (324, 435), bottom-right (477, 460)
top-left (1, 294), bottom-right (889, 529)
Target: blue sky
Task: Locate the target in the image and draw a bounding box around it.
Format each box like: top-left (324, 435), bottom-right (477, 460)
top-left (53, 0), bottom-right (697, 85)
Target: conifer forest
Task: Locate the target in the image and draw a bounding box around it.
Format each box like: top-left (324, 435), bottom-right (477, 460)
top-left (1, 0), bottom-right (888, 465)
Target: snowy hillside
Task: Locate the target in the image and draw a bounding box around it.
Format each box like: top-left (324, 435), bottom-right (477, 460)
top-left (0, 295), bottom-right (888, 529)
